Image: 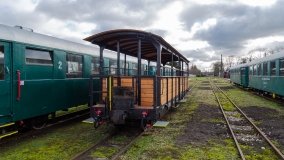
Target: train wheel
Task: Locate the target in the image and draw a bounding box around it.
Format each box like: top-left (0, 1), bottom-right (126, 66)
top-left (94, 120), bottom-right (100, 128)
top-left (94, 117), bottom-right (102, 129)
top-left (31, 115), bottom-right (48, 130)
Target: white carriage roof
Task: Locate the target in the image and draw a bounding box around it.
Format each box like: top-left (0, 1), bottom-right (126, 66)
top-left (230, 51), bottom-right (284, 70)
top-left (0, 24), bottom-right (141, 63)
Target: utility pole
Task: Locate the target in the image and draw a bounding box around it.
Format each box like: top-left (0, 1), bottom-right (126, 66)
top-left (220, 54), bottom-right (223, 77)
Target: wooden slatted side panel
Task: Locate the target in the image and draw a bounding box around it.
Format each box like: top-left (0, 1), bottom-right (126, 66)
top-left (103, 77), bottom-right (136, 98)
top-left (101, 76), bottom-right (188, 108)
top-left (161, 78), bottom-right (168, 105)
top-left (102, 78), bottom-right (118, 100)
top-left (121, 77), bottom-right (133, 87)
top-left (168, 78), bottom-right (172, 105)
top-left (174, 77), bottom-right (178, 97)
top-left (185, 77), bottom-right (189, 90)
top-left (102, 78), bottom-right (107, 99)
top-left (180, 77), bottom-right (184, 93)
top-left (120, 77), bottom-right (137, 102)
top-left (141, 78), bottom-right (154, 107)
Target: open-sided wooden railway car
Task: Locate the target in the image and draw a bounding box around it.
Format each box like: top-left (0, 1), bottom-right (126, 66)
top-left (86, 29), bottom-right (190, 129)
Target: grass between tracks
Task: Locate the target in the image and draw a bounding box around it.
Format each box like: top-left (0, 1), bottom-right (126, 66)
top-left (119, 77), bottom-right (239, 160)
top-left (213, 78), bottom-right (283, 112)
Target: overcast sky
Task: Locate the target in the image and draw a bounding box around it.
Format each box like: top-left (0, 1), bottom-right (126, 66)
top-left (1, 0), bottom-right (284, 70)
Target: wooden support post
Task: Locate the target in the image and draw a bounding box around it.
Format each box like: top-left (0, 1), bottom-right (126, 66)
top-left (156, 45), bottom-right (162, 107)
top-left (148, 60), bottom-right (150, 75)
top-left (163, 64), bottom-right (166, 76)
top-left (124, 54), bottom-right (127, 76)
top-left (137, 39), bottom-right (141, 105)
top-left (178, 57), bottom-right (181, 100)
top-left (99, 46), bottom-right (104, 102)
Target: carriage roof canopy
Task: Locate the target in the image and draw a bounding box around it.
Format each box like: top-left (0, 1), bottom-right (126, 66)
top-left (84, 29), bottom-right (189, 64)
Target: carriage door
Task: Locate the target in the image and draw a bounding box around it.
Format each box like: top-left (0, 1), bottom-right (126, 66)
top-left (0, 42), bottom-right (12, 122)
top-left (241, 67), bottom-right (248, 86)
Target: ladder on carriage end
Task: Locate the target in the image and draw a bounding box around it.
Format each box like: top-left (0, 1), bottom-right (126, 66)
top-left (0, 122), bottom-right (18, 139)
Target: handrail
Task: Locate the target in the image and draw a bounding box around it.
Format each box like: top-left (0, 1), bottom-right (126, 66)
top-left (17, 70), bottom-right (21, 101)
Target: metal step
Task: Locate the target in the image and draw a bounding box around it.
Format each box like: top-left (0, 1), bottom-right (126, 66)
top-left (153, 121), bottom-right (169, 127)
top-left (178, 99), bottom-right (187, 103)
top-left (0, 130), bottom-right (18, 139)
top-left (0, 122), bottom-right (15, 129)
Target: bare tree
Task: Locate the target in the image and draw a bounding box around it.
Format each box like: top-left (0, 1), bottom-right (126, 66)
top-left (224, 55), bottom-right (235, 70)
top-left (211, 62), bottom-right (223, 76)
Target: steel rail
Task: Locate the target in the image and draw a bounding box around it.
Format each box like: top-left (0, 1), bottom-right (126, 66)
top-left (111, 131), bottom-right (144, 160)
top-left (213, 81), bottom-right (284, 159)
top-left (71, 128), bottom-right (143, 160)
top-left (71, 129), bottom-right (117, 160)
top-left (210, 80), bottom-right (246, 160)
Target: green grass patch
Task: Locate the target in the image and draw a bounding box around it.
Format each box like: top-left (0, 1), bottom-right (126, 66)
top-left (180, 139), bottom-right (238, 160)
top-left (0, 123), bottom-right (113, 160)
top-left (91, 146), bottom-right (119, 159)
top-left (240, 144), bottom-right (279, 160)
top-left (109, 135), bottom-right (129, 145)
top-left (56, 105), bottom-right (88, 117)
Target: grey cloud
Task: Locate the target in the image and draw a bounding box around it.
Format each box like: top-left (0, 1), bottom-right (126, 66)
top-left (35, 0), bottom-right (171, 32)
top-left (145, 29), bottom-right (168, 38)
top-left (0, 6), bottom-right (43, 29)
top-left (181, 1), bottom-right (284, 55)
top-left (183, 50), bottom-right (219, 62)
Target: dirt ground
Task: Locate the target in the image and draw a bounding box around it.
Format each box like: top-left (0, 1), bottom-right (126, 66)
top-left (243, 106), bottom-right (284, 149)
top-left (176, 104), bottom-right (228, 146)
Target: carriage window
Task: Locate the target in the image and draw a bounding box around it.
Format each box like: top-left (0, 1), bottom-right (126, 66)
top-left (91, 57), bottom-right (100, 75)
top-left (66, 54), bottom-right (83, 78)
top-left (249, 66), bottom-right (253, 75)
top-left (257, 64), bottom-right (261, 75)
top-left (241, 68), bottom-right (244, 75)
top-left (25, 48), bottom-right (53, 65)
top-left (263, 62), bottom-right (268, 76)
top-left (109, 59), bottom-right (117, 75)
top-left (270, 61), bottom-right (276, 76)
top-left (120, 60), bottom-right (125, 75)
top-left (280, 59), bottom-right (284, 76)
top-left (0, 46), bottom-right (4, 80)
top-left (132, 63), bottom-right (138, 75)
top-left (125, 63), bottom-right (129, 76)
top-left (253, 65), bottom-right (257, 75)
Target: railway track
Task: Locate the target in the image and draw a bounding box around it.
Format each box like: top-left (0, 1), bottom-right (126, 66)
top-left (0, 109), bottom-right (90, 144)
top-left (210, 79), bottom-right (284, 160)
top-left (72, 126), bottom-right (144, 160)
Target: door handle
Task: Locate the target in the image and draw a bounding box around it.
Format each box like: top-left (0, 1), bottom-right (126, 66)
top-left (17, 70), bottom-right (21, 101)
top-left (5, 66), bottom-right (10, 74)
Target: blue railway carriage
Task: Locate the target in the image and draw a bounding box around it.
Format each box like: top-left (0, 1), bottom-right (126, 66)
top-left (230, 51), bottom-right (284, 97)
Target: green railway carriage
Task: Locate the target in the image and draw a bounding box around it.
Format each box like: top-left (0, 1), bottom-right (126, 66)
top-left (0, 24), bottom-right (143, 128)
top-left (230, 51), bottom-right (284, 97)
top-left (230, 64), bottom-right (249, 87)
top-left (248, 52), bottom-right (284, 96)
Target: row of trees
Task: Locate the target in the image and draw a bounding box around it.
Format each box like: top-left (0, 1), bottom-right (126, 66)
top-left (188, 65), bottom-right (202, 76)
